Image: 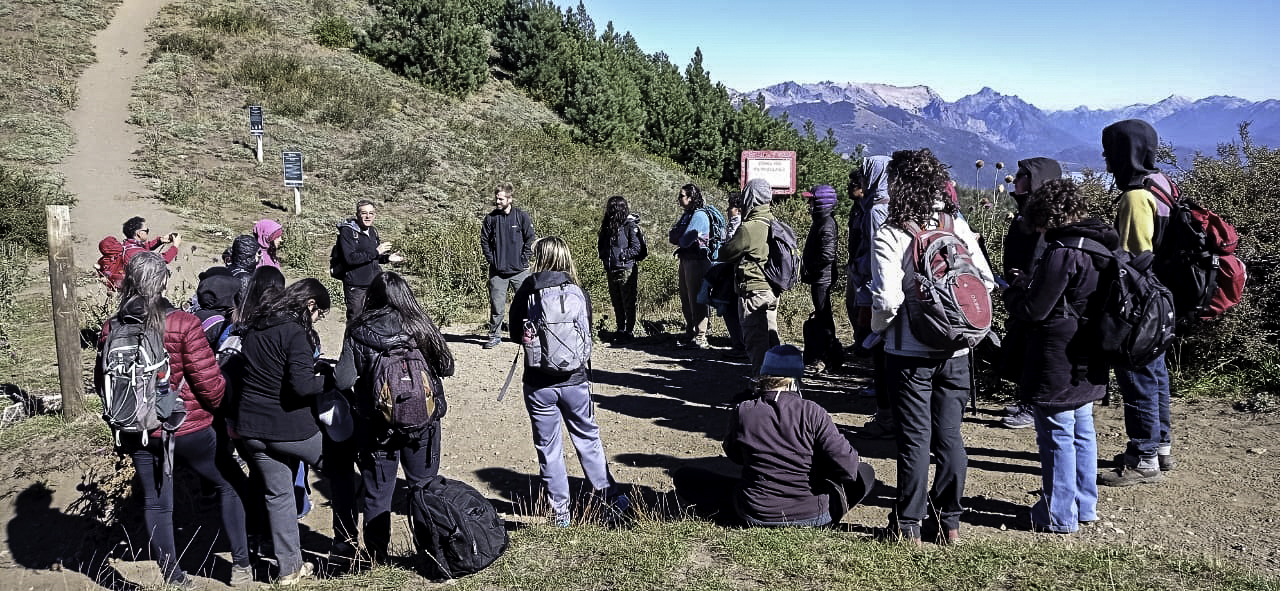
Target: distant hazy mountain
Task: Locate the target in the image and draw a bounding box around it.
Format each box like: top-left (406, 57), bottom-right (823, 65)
top-left (734, 81), bottom-right (1280, 181)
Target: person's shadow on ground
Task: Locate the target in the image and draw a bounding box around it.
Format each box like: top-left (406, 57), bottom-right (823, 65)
top-left (6, 482), bottom-right (138, 591)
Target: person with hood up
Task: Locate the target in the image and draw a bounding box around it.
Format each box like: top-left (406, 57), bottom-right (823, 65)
top-left (338, 199), bottom-right (404, 325)
top-left (667, 183), bottom-right (715, 350)
top-left (801, 185), bottom-right (839, 371)
top-left (846, 157), bottom-right (895, 439)
top-left (1002, 178), bottom-right (1113, 533)
top-left (335, 271), bottom-right (454, 563)
top-left (718, 178), bottom-right (781, 380)
top-left (597, 195), bottom-right (644, 343)
top-left (193, 273), bottom-right (242, 348)
top-left (870, 149), bottom-right (994, 545)
top-left (254, 219), bottom-right (284, 269)
top-left (1000, 158), bottom-right (1064, 430)
top-left (508, 236), bottom-right (629, 527)
top-left (1097, 119), bottom-right (1175, 487)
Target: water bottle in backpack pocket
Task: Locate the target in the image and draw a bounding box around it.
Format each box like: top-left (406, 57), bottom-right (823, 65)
top-left (521, 283), bottom-right (592, 375)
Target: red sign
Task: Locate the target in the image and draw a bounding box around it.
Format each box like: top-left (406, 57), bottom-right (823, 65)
top-left (740, 150), bottom-right (797, 194)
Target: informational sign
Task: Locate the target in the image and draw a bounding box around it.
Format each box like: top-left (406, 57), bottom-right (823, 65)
top-left (740, 150), bottom-right (797, 194)
top-left (248, 106), bottom-right (264, 136)
top-left (282, 151), bottom-right (304, 187)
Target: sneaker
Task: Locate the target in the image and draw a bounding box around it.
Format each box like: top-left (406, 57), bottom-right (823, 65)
top-left (1098, 463), bottom-right (1164, 487)
top-left (1001, 407), bottom-right (1034, 429)
top-left (230, 564), bottom-right (254, 587)
top-left (166, 572), bottom-right (196, 589)
top-left (805, 360), bottom-right (826, 374)
top-left (483, 335), bottom-right (502, 349)
top-left (691, 336), bottom-right (710, 350)
top-left (859, 412), bottom-right (897, 440)
top-left (1159, 453), bottom-right (1177, 472)
top-left (856, 386), bottom-right (877, 398)
top-left (277, 562), bottom-right (314, 586)
top-left (553, 512), bottom-right (571, 528)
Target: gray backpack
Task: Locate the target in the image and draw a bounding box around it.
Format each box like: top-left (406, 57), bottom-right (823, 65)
top-left (98, 315), bottom-right (186, 472)
top-left (521, 283), bottom-right (592, 375)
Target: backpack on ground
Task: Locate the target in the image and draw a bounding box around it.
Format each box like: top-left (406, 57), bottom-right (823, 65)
top-left (98, 316), bottom-right (185, 446)
top-left (410, 476), bottom-right (509, 580)
top-left (521, 283), bottom-right (591, 375)
top-left (900, 213), bottom-right (992, 350)
top-left (1053, 237), bottom-right (1176, 369)
top-left (700, 206), bottom-right (728, 258)
top-left (1146, 177), bottom-right (1245, 320)
top-left (371, 346), bottom-right (445, 433)
top-left (760, 218), bottom-right (801, 293)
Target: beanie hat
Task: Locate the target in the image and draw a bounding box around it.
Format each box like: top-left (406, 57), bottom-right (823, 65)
top-left (810, 185), bottom-right (837, 211)
top-left (760, 344), bottom-right (805, 379)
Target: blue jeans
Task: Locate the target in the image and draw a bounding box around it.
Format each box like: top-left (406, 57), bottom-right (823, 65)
top-left (524, 382), bottom-right (613, 516)
top-left (1031, 403), bottom-right (1098, 533)
top-left (1114, 353), bottom-right (1172, 464)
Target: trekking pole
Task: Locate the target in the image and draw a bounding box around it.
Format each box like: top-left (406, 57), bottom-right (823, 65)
top-left (496, 349), bottom-right (522, 402)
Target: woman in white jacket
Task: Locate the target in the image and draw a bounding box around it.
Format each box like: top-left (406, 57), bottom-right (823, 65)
top-left (870, 149), bottom-right (994, 545)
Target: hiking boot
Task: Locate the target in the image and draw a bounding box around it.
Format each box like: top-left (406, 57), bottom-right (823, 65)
top-left (482, 335), bottom-right (502, 349)
top-left (1098, 463), bottom-right (1164, 487)
top-left (1001, 406), bottom-right (1034, 429)
top-left (805, 360), bottom-right (826, 374)
top-left (1159, 453), bottom-right (1177, 472)
top-left (859, 412), bottom-right (897, 440)
top-left (277, 562), bottom-right (314, 586)
top-left (230, 564), bottom-right (254, 587)
top-left (166, 572), bottom-right (196, 589)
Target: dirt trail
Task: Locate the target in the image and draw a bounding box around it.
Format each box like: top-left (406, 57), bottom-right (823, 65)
top-left (56, 0), bottom-right (183, 275)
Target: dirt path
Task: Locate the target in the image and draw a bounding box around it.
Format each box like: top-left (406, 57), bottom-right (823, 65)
top-left (57, 0), bottom-right (183, 275)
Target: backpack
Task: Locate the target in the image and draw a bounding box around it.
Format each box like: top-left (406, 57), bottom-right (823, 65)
top-left (96, 237), bottom-right (126, 291)
top-left (371, 346), bottom-right (444, 433)
top-left (410, 476), bottom-right (509, 580)
top-left (900, 214), bottom-right (992, 350)
top-left (328, 239), bottom-right (347, 280)
top-left (1053, 237), bottom-right (1176, 369)
top-left (521, 283), bottom-right (591, 375)
top-left (98, 316), bottom-right (185, 445)
top-left (760, 218), bottom-right (801, 293)
top-left (1146, 177), bottom-right (1245, 320)
top-left (700, 206), bottom-right (728, 258)
top-left (633, 225), bottom-right (649, 262)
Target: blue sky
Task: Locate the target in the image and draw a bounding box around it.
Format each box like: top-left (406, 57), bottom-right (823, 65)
top-left (557, 0), bottom-right (1280, 110)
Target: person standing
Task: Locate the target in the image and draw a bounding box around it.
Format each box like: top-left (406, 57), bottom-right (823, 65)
top-left (801, 184), bottom-right (839, 371)
top-left (1002, 179), bottom-right (1112, 533)
top-left (870, 149), bottom-right (994, 544)
top-left (668, 183), bottom-right (714, 349)
top-left (846, 157), bottom-right (894, 438)
top-left (718, 178), bottom-right (780, 379)
top-left (1098, 119), bottom-right (1175, 486)
top-left (597, 196), bottom-right (644, 344)
top-left (254, 219), bottom-right (284, 269)
top-left (337, 200), bottom-right (403, 324)
top-left (481, 182), bottom-right (535, 349)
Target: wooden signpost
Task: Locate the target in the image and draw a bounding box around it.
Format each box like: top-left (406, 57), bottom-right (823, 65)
top-left (283, 150), bottom-right (304, 214)
top-left (249, 106), bottom-right (264, 163)
top-left (45, 205), bottom-right (84, 420)
top-left (740, 150), bottom-right (798, 194)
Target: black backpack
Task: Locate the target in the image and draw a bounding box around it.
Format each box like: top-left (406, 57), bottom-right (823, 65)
top-left (1053, 237), bottom-right (1176, 369)
top-left (328, 240), bottom-right (346, 280)
top-left (410, 476), bottom-right (509, 580)
top-left (760, 218), bottom-right (801, 293)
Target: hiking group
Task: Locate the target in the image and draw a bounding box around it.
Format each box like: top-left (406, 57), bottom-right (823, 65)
top-left (88, 117), bottom-right (1243, 586)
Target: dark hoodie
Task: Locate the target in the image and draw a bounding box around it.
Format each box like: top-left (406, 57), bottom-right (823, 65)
top-left (1103, 119), bottom-right (1171, 253)
top-left (194, 274), bottom-right (242, 348)
top-left (847, 156), bottom-right (891, 305)
top-left (1002, 218), bottom-right (1118, 409)
top-left (508, 271), bottom-right (592, 389)
top-left (598, 214), bottom-right (643, 271)
top-left (1002, 157), bottom-right (1064, 277)
top-left (337, 218), bottom-right (387, 287)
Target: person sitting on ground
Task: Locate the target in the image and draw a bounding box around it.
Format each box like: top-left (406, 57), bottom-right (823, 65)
top-left (723, 344), bottom-right (877, 527)
top-left (596, 195), bottom-right (644, 344)
top-left (121, 216), bottom-right (180, 264)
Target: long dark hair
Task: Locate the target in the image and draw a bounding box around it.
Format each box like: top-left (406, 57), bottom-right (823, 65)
top-left (680, 183), bottom-right (704, 210)
top-left (235, 265), bottom-right (285, 323)
top-left (244, 277), bottom-right (330, 350)
top-left (117, 251), bottom-right (170, 338)
top-left (885, 148), bottom-right (957, 229)
top-left (598, 195), bottom-right (630, 242)
top-left (357, 272), bottom-right (454, 377)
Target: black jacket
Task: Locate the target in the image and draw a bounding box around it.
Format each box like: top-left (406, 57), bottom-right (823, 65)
top-left (1003, 218), bottom-right (1117, 410)
top-left (508, 271), bottom-right (590, 389)
top-left (233, 313), bottom-right (326, 441)
top-left (801, 210), bottom-right (837, 285)
top-left (194, 274), bottom-right (240, 348)
top-left (482, 207), bottom-right (535, 277)
top-left (597, 215), bottom-right (643, 271)
top-left (337, 219), bottom-right (387, 288)
top-left (1003, 157), bottom-right (1062, 277)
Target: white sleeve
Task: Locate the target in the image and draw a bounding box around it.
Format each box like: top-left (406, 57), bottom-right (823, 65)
top-left (871, 226), bottom-right (908, 333)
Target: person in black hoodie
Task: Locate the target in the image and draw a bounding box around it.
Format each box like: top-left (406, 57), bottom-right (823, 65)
top-left (234, 279), bottom-right (332, 585)
top-left (800, 185), bottom-right (839, 371)
top-left (337, 199), bottom-right (404, 324)
top-left (999, 157), bottom-right (1064, 430)
top-left (596, 196), bottom-right (644, 344)
top-left (334, 271), bottom-right (454, 563)
top-left (1003, 178), bottom-right (1113, 533)
top-left (193, 274), bottom-right (241, 348)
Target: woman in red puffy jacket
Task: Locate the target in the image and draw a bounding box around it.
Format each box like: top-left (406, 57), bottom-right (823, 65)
top-left (95, 252), bottom-right (252, 587)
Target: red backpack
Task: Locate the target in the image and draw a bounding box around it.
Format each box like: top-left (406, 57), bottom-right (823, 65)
top-left (900, 213), bottom-right (993, 350)
top-left (1146, 176), bottom-right (1246, 320)
top-left (96, 236), bottom-right (126, 291)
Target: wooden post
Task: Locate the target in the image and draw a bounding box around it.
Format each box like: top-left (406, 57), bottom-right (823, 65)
top-left (294, 187), bottom-right (302, 216)
top-left (256, 136), bottom-right (263, 163)
top-left (46, 205), bottom-right (85, 420)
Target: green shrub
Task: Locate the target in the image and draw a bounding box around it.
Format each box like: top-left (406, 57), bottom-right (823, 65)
top-left (0, 165), bottom-right (74, 255)
top-left (195, 8), bottom-right (274, 35)
top-left (280, 220), bottom-right (315, 272)
top-left (356, 0), bottom-right (489, 98)
top-left (310, 15), bottom-right (354, 48)
top-left (345, 137), bottom-right (436, 190)
top-left (153, 32), bottom-right (224, 61)
top-left (157, 177), bottom-right (200, 206)
top-left (233, 54), bottom-right (390, 129)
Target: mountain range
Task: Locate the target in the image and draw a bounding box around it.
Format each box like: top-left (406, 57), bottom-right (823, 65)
top-left (733, 81), bottom-right (1280, 182)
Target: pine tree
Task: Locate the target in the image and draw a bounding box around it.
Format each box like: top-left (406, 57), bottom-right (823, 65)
top-left (358, 0), bottom-right (488, 98)
top-left (682, 48), bottom-right (732, 180)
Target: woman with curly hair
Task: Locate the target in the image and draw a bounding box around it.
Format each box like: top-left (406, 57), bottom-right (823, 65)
top-left (1003, 178), bottom-right (1114, 533)
top-left (870, 148), bottom-right (994, 545)
top-left (667, 183), bottom-right (714, 349)
top-left (597, 196), bottom-right (644, 343)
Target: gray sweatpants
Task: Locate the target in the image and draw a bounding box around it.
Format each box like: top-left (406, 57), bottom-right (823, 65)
top-left (489, 269), bottom-right (531, 337)
top-left (523, 381), bottom-right (612, 516)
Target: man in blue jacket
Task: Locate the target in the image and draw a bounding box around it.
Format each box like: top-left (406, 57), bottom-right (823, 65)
top-left (481, 182), bottom-right (536, 349)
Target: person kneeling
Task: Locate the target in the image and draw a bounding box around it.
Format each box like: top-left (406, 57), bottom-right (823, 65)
top-left (724, 344), bottom-right (877, 527)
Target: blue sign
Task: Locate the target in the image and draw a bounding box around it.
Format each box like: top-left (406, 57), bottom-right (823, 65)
top-left (249, 106), bottom-right (264, 136)
top-left (282, 151), bottom-right (303, 187)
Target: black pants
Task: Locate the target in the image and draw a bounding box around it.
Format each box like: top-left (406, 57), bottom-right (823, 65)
top-left (344, 284), bottom-right (368, 325)
top-left (322, 434), bottom-right (360, 545)
top-left (359, 423), bottom-right (441, 561)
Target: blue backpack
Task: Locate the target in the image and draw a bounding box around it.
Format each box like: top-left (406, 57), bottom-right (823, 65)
top-left (700, 206), bottom-right (728, 258)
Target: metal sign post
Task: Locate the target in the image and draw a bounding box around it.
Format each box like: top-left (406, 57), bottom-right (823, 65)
top-left (249, 106), bottom-right (264, 163)
top-left (282, 150), bottom-right (304, 214)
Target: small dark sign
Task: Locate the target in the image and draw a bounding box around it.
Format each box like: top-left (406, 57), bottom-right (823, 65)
top-left (249, 106), bottom-right (264, 136)
top-left (282, 151), bottom-right (303, 187)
